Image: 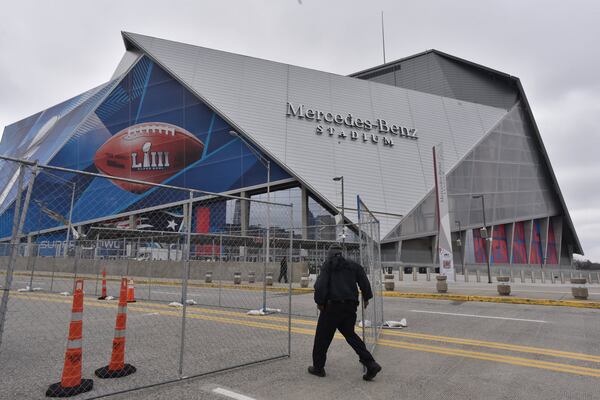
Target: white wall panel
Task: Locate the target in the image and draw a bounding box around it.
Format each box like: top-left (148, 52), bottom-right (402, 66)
top-left (125, 33), bottom-right (507, 236)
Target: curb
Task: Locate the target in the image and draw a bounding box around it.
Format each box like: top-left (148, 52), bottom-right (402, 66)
top-left (382, 291), bottom-right (600, 309)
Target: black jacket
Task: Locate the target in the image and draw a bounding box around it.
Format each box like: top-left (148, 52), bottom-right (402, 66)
top-left (313, 255), bottom-right (373, 305)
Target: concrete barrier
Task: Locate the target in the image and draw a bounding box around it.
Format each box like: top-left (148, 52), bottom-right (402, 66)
top-left (4, 256), bottom-right (308, 283)
top-left (436, 275), bottom-right (448, 293)
top-left (384, 274), bottom-right (395, 291)
top-left (300, 275), bottom-right (309, 288)
top-left (497, 276), bottom-right (511, 296)
top-left (233, 272), bottom-right (242, 285)
top-left (571, 277), bottom-right (588, 300)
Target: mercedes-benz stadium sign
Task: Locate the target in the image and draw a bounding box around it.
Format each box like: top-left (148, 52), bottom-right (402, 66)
top-left (286, 102), bottom-right (418, 147)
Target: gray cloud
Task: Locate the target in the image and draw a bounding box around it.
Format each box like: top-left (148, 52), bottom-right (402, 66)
top-left (1, 0), bottom-right (598, 260)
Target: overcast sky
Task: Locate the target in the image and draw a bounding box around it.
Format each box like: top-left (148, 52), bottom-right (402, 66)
top-left (1, 0), bottom-right (598, 261)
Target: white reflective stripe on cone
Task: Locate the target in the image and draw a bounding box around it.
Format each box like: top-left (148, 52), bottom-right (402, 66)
top-left (67, 339), bottom-right (82, 349)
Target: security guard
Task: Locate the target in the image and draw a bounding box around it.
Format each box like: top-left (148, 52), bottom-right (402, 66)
top-left (308, 244), bottom-right (382, 381)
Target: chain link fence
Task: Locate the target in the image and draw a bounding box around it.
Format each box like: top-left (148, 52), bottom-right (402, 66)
top-left (357, 196), bottom-right (384, 352)
top-left (0, 157), bottom-right (294, 399)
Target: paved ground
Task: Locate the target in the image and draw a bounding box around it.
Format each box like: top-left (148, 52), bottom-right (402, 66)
top-left (107, 296), bottom-right (600, 400)
top-left (394, 279), bottom-right (600, 301)
top-left (1, 274), bottom-right (600, 400)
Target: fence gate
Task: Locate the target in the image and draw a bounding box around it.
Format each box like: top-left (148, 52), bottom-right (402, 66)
top-left (0, 157), bottom-right (293, 399)
top-left (356, 196), bottom-right (384, 352)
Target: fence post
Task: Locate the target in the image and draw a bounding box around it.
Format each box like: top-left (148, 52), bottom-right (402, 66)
top-left (288, 204), bottom-right (293, 357)
top-left (178, 191), bottom-right (193, 378)
top-left (218, 234), bottom-right (222, 307)
top-left (0, 163), bottom-right (36, 348)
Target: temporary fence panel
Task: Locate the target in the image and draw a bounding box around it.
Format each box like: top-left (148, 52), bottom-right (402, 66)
top-left (0, 158), bottom-right (293, 399)
top-left (357, 196), bottom-right (384, 352)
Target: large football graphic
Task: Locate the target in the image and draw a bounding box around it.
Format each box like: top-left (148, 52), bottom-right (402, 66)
top-left (94, 122), bottom-right (204, 193)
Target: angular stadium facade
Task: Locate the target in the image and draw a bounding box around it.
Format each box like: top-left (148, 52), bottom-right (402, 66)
top-left (0, 32), bottom-right (582, 268)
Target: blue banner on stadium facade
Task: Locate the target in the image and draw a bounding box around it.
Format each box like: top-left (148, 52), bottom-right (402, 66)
top-left (0, 56), bottom-right (288, 238)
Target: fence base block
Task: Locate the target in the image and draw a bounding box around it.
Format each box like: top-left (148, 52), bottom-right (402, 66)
top-left (46, 379), bottom-right (93, 398)
top-left (95, 364), bottom-right (137, 379)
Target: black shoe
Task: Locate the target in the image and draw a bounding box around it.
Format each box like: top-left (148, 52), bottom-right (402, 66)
top-left (308, 366), bottom-right (326, 377)
top-left (363, 362), bottom-right (381, 381)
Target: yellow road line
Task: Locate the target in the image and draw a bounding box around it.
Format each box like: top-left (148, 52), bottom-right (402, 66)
top-left (378, 339), bottom-right (600, 378)
top-left (11, 292), bottom-right (600, 378)
top-left (380, 330), bottom-right (600, 363)
top-left (14, 292), bottom-right (600, 364)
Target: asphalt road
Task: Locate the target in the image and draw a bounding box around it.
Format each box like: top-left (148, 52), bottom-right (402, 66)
top-left (1, 277), bottom-right (599, 400)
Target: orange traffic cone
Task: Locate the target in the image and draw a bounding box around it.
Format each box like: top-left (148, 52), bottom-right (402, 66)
top-left (126, 279), bottom-right (136, 303)
top-left (95, 278), bottom-right (137, 378)
top-left (46, 279), bottom-right (94, 397)
top-left (98, 269), bottom-right (107, 300)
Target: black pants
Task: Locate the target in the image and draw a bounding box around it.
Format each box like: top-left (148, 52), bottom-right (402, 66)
top-left (278, 268), bottom-right (288, 283)
top-left (312, 302), bottom-right (375, 370)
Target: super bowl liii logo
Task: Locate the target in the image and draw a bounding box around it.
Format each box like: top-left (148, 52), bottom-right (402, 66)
top-left (131, 142), bottom-right (171, 171)
top-left (286, 102), bottom-right (418, 147)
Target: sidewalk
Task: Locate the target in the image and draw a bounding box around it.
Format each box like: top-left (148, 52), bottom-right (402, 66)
top-left (383, 280), bottom-right (600, 308)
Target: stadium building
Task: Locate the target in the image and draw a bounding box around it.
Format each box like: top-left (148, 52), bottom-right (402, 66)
top-left (0, 32), bottom-right (582, 268)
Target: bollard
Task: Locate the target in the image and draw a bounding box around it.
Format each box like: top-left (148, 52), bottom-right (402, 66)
top-left (520, 269), bottom-right (525, 283)
top-left (300, 274), bottom-right (309, 288)
top-left (233, 272), bottom-right (242, 285)
top-left (265, 273), bottom-right (273, 286)
top-left (436, 275), bottom-right (448, 293)
top-left (248, 271), bottom-right (256, 284)
top-left (413, 268), bottom-right (417, 281)
top-left (531, 271), bottom-right (536, 283)
top-left (464, 269), bottom-right (469, 283)
top-left (476, 270), bottom-right (481, 283)
top-left (588, 273), bottom-right (593, 285)
top-left (398, 268), bottom-right (403, 281)
top-left (541, 271), bottom-right (546, 284)
top-left (571, 277), bottom-right (588, 300)
top-left (560, 272), bottom-right (565, 284)
top-left (570, 271), bottom-right (574, 281)
top-left (551, 272), bottom-right (555, 284)
top-left (426, 268), bottom-right (431, 281)
top-left (496, 276), bottom-right (511, 296)
top-left (205, 271), bottom-right (213, 283)
top-left (384, 274), bottom-right (395, 291)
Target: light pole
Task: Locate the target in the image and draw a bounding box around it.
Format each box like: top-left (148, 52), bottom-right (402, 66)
top-left (333, 176), bottom-right (344, 250)
top-left (455, 220), bottom-right (464, 274)
top-left (229, 130), bottom-right (271, 313)
top-left (472, 195), bottom-right (492, 284)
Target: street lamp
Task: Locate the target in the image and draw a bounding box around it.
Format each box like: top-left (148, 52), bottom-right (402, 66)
top-left (333, 176), bottom-right (345, 250)
top-left (472, 195), bottom-right (492, 284)
top-left (229, 130), bottom-right (271, 313)
top-left (455, 220), bottom-right (464, 274)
